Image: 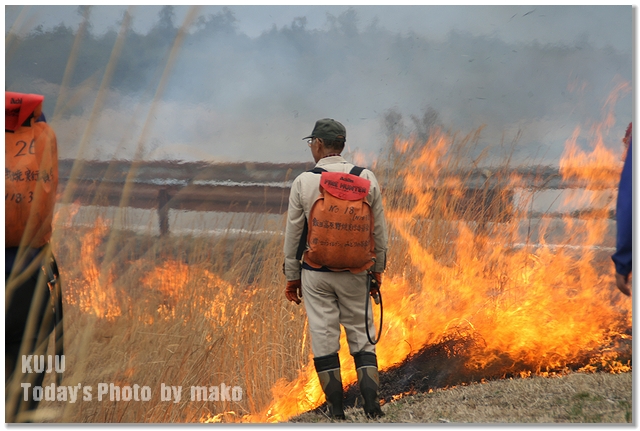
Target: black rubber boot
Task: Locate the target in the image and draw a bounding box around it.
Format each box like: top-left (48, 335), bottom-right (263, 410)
top-left (353, 351), bottom-right (384, 418)
top-left (314, 353), bottom-right (346, 420)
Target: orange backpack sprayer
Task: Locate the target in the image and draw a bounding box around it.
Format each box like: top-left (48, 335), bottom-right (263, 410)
top-left (5, 92), bottom-right (58, 249)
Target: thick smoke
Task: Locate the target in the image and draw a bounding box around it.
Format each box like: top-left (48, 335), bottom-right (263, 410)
top-left (5, 6), bottom-right (632, 164)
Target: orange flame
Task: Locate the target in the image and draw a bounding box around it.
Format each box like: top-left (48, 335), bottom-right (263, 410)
top-left (217, 86), bottom-right (630, 423)
top-left (64, 218), bottom-right (121, 319)
top-left (201, 135), bottom-right (629, 423)
top-left (61, 81), bottom-right (630, 424)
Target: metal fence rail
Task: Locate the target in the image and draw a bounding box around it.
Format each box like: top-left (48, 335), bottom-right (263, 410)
top-left (56, 159), bottom-right (619, 235)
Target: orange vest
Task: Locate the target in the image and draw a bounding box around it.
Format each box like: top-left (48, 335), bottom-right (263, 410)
top-left (5, 92), bottom-right (58, 248)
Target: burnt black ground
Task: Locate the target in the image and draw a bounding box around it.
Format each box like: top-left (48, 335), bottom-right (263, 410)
top-left (311, 332), bottom-right (632, 415)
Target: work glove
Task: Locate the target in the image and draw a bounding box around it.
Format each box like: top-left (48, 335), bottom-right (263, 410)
top-left (369, 272), bottom-right (382, 305)
top-left (285, 279), bottom-right (302, 305)
top-left (615, 272), bottom-right (631, 296)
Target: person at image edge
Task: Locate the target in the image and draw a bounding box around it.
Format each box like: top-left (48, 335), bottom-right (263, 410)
top-left (611, 123), bottom-right (632, 296)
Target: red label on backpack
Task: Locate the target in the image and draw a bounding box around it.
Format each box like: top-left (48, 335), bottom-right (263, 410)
top-left (319, 171), bottom-right (370, 201)
top-left (5, 92), bottom-right (44, 132)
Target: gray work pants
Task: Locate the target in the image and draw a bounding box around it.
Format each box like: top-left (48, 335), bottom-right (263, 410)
top-left (301, 269), bottom-right (376, 358)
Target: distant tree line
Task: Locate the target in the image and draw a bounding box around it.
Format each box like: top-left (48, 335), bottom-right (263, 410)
top-left (6, 7), bottom-right (388, 94)
top-left (6, 7), bottom-right (239, 93)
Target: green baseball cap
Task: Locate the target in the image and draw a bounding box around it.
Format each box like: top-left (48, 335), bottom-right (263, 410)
top-left (302, 118), bottom-right (346, 141)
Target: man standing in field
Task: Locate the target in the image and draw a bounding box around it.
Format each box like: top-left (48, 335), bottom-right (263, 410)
top-left (283, 118), bottom-right (388, 419)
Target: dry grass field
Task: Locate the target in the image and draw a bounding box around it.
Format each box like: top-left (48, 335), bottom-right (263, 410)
top-left (8, 127), bottom-right (631, 424)
top-left (292, 371), bottom-right (632, 423)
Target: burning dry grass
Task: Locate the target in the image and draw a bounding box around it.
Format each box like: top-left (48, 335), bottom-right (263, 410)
top-left (36, 219), bottom-right (312, 422)
top-left (25, 118), bottom-right (631, 423)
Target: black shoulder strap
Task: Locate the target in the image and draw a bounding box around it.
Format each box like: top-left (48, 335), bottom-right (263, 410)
top-left (349, 166), bottom-right (365, 176)
top-left (295, 168), bottom-right (324, 260)
top-left (296, 223), bottom-right (309, 261)
top-left (309, 166), bottom-right (364, 175)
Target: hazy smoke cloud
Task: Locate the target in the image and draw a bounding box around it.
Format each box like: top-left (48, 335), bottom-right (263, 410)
top-left (6, 6), bottom-right (632, 165)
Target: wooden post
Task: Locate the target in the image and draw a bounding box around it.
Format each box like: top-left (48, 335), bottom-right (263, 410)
top-left (158, 187), bottom-right (170, 236)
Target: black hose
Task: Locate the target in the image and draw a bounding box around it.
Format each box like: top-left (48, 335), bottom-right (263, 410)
top-left (365, 273), bottom-right (383, 345)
